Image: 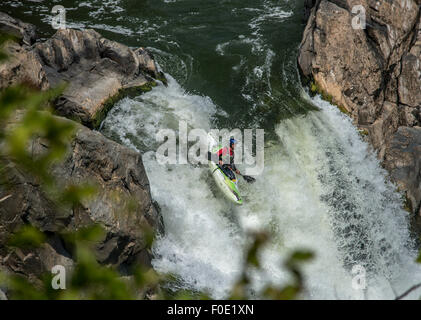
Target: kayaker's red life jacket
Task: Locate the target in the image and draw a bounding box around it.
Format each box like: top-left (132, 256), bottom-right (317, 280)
top-left (216, 146), bottom-right (234, 157)
top-left (215, 146), bottom-right (236, 180)
top-left (216, 146), bottom-right (236, 171)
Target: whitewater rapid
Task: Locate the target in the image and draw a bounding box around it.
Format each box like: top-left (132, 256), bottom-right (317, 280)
top-left (4, 0), bottom-right (420, 301)
top-left (101, 75), bottom-right (421, 300)
top-left (93, 0), bottom-right (421, 300)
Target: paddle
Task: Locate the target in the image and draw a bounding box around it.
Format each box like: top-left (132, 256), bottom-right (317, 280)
top-left (208, 150), bottom-right (256, 183)
top-left (238, 173), bottom-right (256, 183)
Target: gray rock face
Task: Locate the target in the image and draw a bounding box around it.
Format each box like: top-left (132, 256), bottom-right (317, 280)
top-left (0, 12), bottom-right (165, 128)
top-left (0, 40), bottom-right (49, 90)
top-left (298, 0), bottom-right (421, 218)
top-left (0, 288), bottom-right (7, 300)
top-left (35, 28), bottom-right (162, 128)
top-left (384, 126), bottom-right (421, 218)
top-left (0, 12), bottom-right (165, 289)
top-left (0, 11), bottom-right (36, 46)
top-left (0, 13), bottom-right (48, 91)
top-left (0, 113), bottom-right (163, 283)
top-left (399, 25), bottom-right (421, 108)
top-left (0, 13), bottom-right (48, 89)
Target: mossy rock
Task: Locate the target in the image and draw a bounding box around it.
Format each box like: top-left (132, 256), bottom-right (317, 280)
top-left (91, 81), bottom-right (157, 129)
top-left (309, 81), bottom-right (350, 116)
top-left (156, 71), bottom-right (168, 86)
top-left (358, 129), bottom-right (369, 137)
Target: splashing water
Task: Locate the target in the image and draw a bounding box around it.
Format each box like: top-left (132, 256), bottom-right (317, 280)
top-left (8, 0), bottom-right (418, 299)
top-left (101, 74), bottom-right (421, 299)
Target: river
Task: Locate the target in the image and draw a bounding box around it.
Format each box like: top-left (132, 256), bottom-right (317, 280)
top-left (2, 0), bottom-right (421, 299)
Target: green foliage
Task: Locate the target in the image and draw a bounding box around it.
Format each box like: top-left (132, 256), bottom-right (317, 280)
top-left (1, 86), bottom-right (75, 186)
top-left (246, 232), bottom-right (269, 268)
top-left (358, 129), bottom-right (369, 137)
top-left (0, 32), bottom-right (16, 62)
top-left (61, 224), bottom-right (106, 246)
top-left (66, 228), bottom-right (133, 300)
top-left (0, 273), bottom-right (48, 300)
top-left (8, 225), bottom-right (46, 249)
top-left (1, 225), bottom-right (133, 300)
top-left (309, 80), bottom-right (350, 116)
top-left (229, 232), bottom-right (314, 300)
top-left (58, 184), bottom-right (97, 207)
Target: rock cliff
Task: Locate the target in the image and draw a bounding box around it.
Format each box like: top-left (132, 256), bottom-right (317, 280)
top-left (0, 112), bottom-right (163, 287)
top-left (0, 13), bottom-right (164, 293)
top-left (298, 0), bottom-right (421, 222)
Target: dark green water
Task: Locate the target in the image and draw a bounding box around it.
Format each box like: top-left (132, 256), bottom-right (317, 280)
top-left (1, 0), bottom-right (315, 134)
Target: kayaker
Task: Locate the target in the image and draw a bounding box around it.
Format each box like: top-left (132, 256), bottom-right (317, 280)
top-left (216, 138), bottom-right (240, 180)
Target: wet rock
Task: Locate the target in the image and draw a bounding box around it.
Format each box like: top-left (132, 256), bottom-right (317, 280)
top-left (0, 12), bottom-right (37, 46)
top-left (0, 13), bottom-right (48, 90)
top-left (384, 127), bottom-right (421, 219)
top-left (0, 41), bottom-right (49, 90)
top-left (34, 28), bottom-right (162, 128)
top-left (0, 112), bottom-right (163, 282)
top-left (0, 11), bottom-right (165, 129)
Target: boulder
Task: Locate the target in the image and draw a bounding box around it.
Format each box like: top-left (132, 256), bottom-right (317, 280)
top-left (0, 11), bottom-right (36, 46)
top-left (34, 28), bottom-right (163, 128)
top-left (299, 0), bottom-right (419, 123)
top-left (0, 112), bottom-right (163, 282)
top-left (0, 41), bottom-right (49, 90)
top-left (0, 12), bottom-right (165, 129)
top-left (368, 102), bottom-right (400, 159)
top-left (0, 13), bottom-right (48, 90)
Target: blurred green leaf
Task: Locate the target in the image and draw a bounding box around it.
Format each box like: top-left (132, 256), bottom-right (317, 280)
top-left (263, 285), bottom-right (300, 300)
top-left (246, 232), bottom-right (268, 268)
top-left (286, 250), bottom-right (314, 266)
top-left (0, 32), bottom-right (16, 63)
top-left (133, 266), bottom-right (161, 289)
top-left (62, 224), bottom-right (106, 246)
top-left (2, 274), bottom-right (47, 300)
top-left (70, 245), bottom-right (134, 300)
top-left (59, 184), bottom-right (97, 206)
top-left (8, 225), bottom-right (46, 249)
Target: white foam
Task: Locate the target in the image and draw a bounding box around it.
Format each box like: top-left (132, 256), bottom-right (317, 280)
top-left (102, 74), bottom-right (421, 299)
top-left (97, 0), bottom-right (421, 299)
